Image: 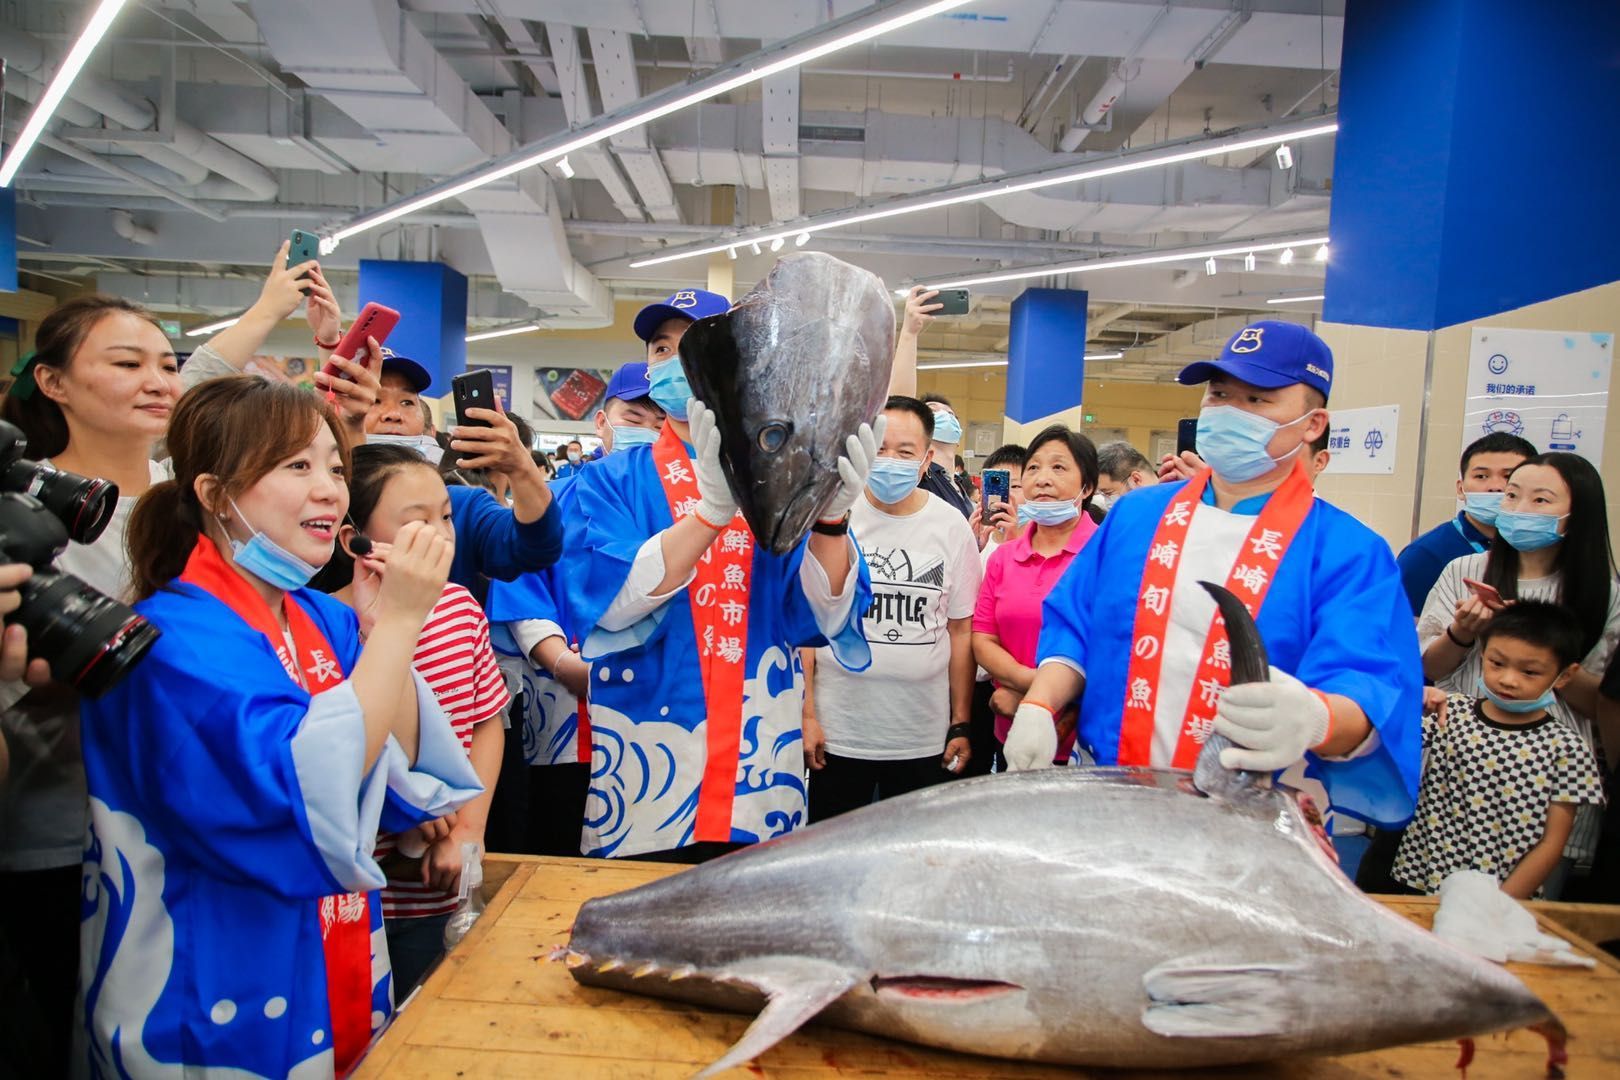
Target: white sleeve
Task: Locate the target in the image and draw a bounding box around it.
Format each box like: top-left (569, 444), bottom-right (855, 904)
top-left (798, 536), bottom-right (859, 638)
top-left (1416, 558), bottom-right (1466, 653)
top-left (180, 341), bottom-right (246, 391)
top-left (510, 619), bottom-right (566, 659)
top-left (598, 534), bottom-right (697, 633)
top-left (947, 520), bottom-right (983, 620)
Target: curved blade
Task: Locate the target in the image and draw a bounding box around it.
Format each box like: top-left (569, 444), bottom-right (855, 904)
top-left (1193, 581), bottom-right (1270, 797)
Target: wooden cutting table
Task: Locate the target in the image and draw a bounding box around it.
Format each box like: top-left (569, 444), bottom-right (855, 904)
top-left (354, 855), bottom-right (1620, 1078)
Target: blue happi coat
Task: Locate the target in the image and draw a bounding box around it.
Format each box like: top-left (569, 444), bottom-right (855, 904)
top-left (1038, 479), bottom-right (1422, 827)
top-left (79, 582), bottom-right (481, 1077)
top-left (563, 441), bottom-right (871, 857)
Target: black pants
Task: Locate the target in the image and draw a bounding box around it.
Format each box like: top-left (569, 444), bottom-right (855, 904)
top-left (634, 842), bottom-right (745, 864)
top-left (0, 864), bottom-right (81, 1077)
top-left (1354, 827), bottom-right (1407, 894)
top-left (527, 762), bottom-right (591, 857)
top-left (483, 704), bottom-right (532, 855)
top-left (963, 681), bottom-right (999, 778)
top-left (808, 751), bottom-right (954, 823)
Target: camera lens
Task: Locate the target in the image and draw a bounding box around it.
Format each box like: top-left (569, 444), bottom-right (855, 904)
top-left (2, 462), bottom-right (118, 545)
top-left (13, 570), bottom-right (160, 697)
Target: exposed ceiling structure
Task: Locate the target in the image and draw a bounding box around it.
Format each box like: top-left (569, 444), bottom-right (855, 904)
top-left (2, 0), bottom-right (1343, 380)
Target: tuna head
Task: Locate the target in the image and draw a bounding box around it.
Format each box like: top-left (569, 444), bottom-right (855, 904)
top-left (679, 252), bottom-right (895, 554)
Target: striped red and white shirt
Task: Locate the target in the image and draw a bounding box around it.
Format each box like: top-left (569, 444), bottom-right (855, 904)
top-left (376, 583), bottom-right (510, 919)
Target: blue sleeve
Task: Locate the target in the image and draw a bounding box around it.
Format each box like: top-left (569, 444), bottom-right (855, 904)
top-left (1395, 539), bottom-right (1444, 617)
top-left (485, 567), bottom-right (563, 626)
top-left (775, 535), bottom-right (874, 672)
top-left (447, 484), bottom-right (564, 587)
top-left (567, 454), bottom-right (678, 657)
top-left (1292, 526), bottom-right (1423, 827)
top-left (1035, 516), bottom-right (1110, 673)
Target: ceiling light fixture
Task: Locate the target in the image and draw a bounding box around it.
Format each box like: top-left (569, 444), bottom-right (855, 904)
top-left (1205, 257), bottom-right (1218, 276)
top-left (1244, 251), bottom-right (1257, 272)
top-left (0, 0), bottom-right (130, 187)
top-left (795, 232), bottom-right (810, 247)
top-left (916, 351), bottom-right (1126, 372)
top-left (465, 323), bottom-right (542, 342)
top-left (628, 114), bottom-right (1338, 269)
top-left (912, 234), bottom-right (1329, 291)
top-left (328, 0), bottom-right (972, 245)
top-left (750, 241), bottom-right (762, 256)
top-left (1279, 246), bottom-right (1295, 265)
top-left (1265, 294), bottom-right (1326, 305)
top-left (1274, 143), bottom-right (1293, 170)
top-left (557, 156), bottom-right (575, 179)
top-left (185, 316), bottom-right (242, 337)
top-left (1314, 243), bottom-right (1330, 262)
top-left (769, 236), bottom-right (785, 252)
top-left (726, 245), bottom-right (738, 261)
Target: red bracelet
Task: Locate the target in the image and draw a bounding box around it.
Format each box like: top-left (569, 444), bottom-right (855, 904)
top-left (314, 334), bottom-right (341, 350)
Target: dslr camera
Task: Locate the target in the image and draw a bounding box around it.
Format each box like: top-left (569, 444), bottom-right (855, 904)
top-left (0, 419), bottom-right (159, 696)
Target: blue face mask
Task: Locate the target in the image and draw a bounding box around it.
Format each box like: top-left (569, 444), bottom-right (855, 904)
top-left (866, 457), bottom-right (922, 505)
top-left (646, 357), bottom-right (692, 420)
top-left (610, 425), bottom-right (658, 451)
top-left (1494, 509), bottom-right (1567, 552)
top-left (1476, 676), bottom-right (1558, 715)
top-left (931, 410), bottom-right (963, 444)
top-left (223, 499), bottom-right (322, 592)
top-left (1018, 499), bottom-right (1081, 527)
top-left (1195, 405), bottom-right (1312, 483)
top-left (1463, 491), bottom-right (1505, 525)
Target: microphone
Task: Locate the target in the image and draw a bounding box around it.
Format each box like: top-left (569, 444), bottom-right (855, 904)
top-left (349, 534), bottom-right (374, 557)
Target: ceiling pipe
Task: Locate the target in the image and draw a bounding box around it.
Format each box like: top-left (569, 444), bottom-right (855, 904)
top-left (34, 136), bottom-right (226, 221)
top-left (110, 210), bottom-right (157, 246)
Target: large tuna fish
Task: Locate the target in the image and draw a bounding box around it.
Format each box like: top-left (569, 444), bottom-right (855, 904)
top-left (564, 583), bottom-right (1559, 1074)
top-left (679, 252), bottom-right (894, 554)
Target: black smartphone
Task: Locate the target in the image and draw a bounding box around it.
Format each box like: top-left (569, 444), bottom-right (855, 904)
top-left (934, 288), bottom-right (970, 315)
top-left (452, 369), bottom-right (497, 428)
top-left (981, 468), bottom-right (1009, 515)
top-left (289, 228), bottom-right (320, 279)
top-left (1176, 417), bottom-right (1198, 457)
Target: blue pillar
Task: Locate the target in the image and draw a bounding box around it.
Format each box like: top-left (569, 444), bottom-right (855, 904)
top-left (357, 260), bottom-right (468, 392)
top-left (0, 189), bottom-right (17, 294)
top-left (1005, 288), bottom-right (1087, 426)
top-left (1325, 0), bottom-right (1620, 331)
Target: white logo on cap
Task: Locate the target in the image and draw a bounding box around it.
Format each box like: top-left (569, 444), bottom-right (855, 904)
top-left (670, 290), bottom-right (698, 309)
top-left (1230, 327), bottom-right (1265, 354)
top-left (1306, 363), bottom-right (1329, 380)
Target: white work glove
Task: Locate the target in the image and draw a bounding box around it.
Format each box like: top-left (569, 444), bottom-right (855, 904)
top-left (1212, 667), bottom-right (1331, 773)
top-left (819, 414), bottom-right (886, 521)
top-left (1002, 701), bottom-right (1059, 771)
top-left (687, 398), bottom-right (738, 529)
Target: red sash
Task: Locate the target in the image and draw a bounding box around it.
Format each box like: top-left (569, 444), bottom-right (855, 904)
top-left (179, 538), bottom-right (373, 1074)
top-left (650, 422), bottom-right (755, 842)
top-left (1117, 459), bottom-right (1315, 768)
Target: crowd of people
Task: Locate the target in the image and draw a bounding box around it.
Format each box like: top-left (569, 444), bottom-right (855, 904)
top-left (0, 254), bottom-right (1613, 1077)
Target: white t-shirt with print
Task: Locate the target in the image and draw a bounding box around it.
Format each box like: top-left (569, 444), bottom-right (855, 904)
top-left (814, 491), bottom-right (982, 760)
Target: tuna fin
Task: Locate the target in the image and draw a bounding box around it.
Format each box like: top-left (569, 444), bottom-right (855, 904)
top-left (1141, 960), bottom-right (1305, 1038)
top-left (694, 957), bottom-right (861, 1078)
top-left (1193, 581), bottom-right (1272, 798)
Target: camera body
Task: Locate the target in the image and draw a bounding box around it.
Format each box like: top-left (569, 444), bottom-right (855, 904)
top-left (0, 420), bottom-right (159, 697)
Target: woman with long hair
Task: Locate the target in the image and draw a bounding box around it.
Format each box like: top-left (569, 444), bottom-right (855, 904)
top-left (1419, 451), bottom-right (1620, 894)
top-left (79, 377), bottom-right (480, 1076)
top-left (0, 294), bottom-right (179, 1072)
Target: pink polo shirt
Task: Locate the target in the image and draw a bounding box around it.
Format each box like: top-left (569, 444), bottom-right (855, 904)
top-left (973, 515), bottom-right (1099, 747)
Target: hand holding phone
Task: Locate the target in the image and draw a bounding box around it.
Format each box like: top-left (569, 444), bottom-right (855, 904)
top-left (323, 303), bottom-right (400, 379)
top-left (452, 369), bottom-right (498, 429)
top-left (934, 288), bottom-right (970, 316)
top-left (289, 229), bottom-right (321, 280)
top-left (1463, 578), bottom-right (1507, 610)
top-left (1177, 418), bottom-right (1198, 457)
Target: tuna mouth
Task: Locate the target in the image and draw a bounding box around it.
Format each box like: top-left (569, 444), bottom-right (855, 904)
top-left (870, 975), bottom-right (1022, 1002)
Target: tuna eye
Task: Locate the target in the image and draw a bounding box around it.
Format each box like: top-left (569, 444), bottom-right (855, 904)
top-left (756, 421), bottom-right (792, 453)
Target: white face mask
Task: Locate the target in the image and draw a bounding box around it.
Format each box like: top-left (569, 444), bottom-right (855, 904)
top-left (365, 433), bottom-right (444, 465)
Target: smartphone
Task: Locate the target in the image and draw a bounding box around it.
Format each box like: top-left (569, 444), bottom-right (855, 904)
top-left (289, 228), bottom-right (321, 278)
top-left (452, 369), bottom-right (498, 428)
top-left (1177, 417), bottom-right (1198, 457)
top-left (981, 468), bottom-right (1010, 515)
top-left (934, 288), bottom-right (970, 316)
top-left (1463, 578), bottom-right (1507, 610)
top-left (323, 302), bottom-right (400, 376)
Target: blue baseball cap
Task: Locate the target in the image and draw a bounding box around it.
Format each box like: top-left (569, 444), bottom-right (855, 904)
top-left (633, 289), bottom-right (731, 343)
top-left (604, 361), bottom-right (653, 403)
top-left (376, 346), bottom-right (433, 394)
top-left (1177, 320), bottom-right (1333, 401)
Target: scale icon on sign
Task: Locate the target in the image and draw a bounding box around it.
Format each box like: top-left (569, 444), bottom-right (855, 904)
top-left (1363, 429), bottom-right (1384, 457)
top-left (1548, 412), bottom-right (1580, 451)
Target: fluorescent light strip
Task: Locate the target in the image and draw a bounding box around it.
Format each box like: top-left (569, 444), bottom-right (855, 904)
top-left (466, 323), bottom-right (542, 342)
top-left (922, 234), bottom-right (1331, 290)
top-left (629, 116), bottom-right (1338, 269)
top-left (185, 316), bottom-right (241, 337)
top-left (918, 351), bottom-right (1125, 371)
top-left (1266, 294), bottom-right (1326, 305)
top-left (330, 0), bottom-right (970, 244)
top-left (0, 0), bottom-right (129, 187)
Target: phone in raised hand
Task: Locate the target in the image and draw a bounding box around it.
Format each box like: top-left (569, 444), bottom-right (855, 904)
top-left (1463, 578), bottom-right (1506, 610)
top-left (322, 302), bottom-right (400, 379)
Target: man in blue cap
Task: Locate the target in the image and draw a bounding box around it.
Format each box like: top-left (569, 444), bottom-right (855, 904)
top-left (592, 360), bottom-right (664, 453)
top-left (999, 320), bottom-right (1422, 836)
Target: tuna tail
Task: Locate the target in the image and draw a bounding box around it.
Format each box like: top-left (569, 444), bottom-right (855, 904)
top-left (1193, 581), bottom-right (1271, 797)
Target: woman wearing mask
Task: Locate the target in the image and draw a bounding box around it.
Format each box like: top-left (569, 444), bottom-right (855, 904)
top-left (81, 377), bottom-right (480, 1076)
top-left (0, 295), bottom-right (180, 1072)
top-left (1418, 452), bottom-right (1620, 895)
top-left (972, 425), bottom-right (1100, 768)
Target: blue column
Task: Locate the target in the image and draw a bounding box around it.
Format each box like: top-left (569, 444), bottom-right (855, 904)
top-left (357, 260), bottom-right (468, 392)
top-left (1005, 287), bottom-right (1087, 425)
top-left (0, 189), bottom-right (17, 294)
top-left (1325, 0), bottom-right (1620, 331)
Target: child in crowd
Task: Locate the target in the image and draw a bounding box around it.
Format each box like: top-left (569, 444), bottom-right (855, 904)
top-left (315, 444), bottom-right (509, 993)
top-left (1394, 601), bottom-right (1605, 898)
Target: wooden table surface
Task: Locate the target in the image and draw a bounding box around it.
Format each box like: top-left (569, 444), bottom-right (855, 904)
top-left (354, 856), bottom-right (1620, 1079)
